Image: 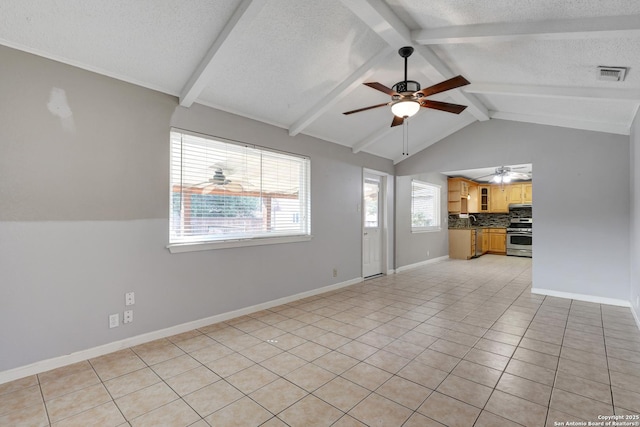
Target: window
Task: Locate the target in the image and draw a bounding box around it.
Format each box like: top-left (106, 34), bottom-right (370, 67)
top-left (169, 130), bottom-right (310, 251)
top-left (363, 179), bottom-right (380, 228)
top-left (411, 180), bottom-right (440, 232)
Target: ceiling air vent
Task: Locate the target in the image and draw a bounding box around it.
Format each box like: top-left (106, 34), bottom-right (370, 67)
top-left (596, 66), bottom-right (628, 82)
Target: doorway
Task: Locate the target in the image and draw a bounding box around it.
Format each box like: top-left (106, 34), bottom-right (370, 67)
top-left (362, 170), bottom-right (388, 278)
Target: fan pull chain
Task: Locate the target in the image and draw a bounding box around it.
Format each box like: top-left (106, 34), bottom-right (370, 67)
top-left (402, 117), bottom-right (409, 156)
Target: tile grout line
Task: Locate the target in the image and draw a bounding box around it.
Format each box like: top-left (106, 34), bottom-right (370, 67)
top-left (35, 373), bottom-right (52, 427)
top-left (601, 305), bottom-right (618, 415)
top-left (468, 281), bottom-right (548, 426)
top-left (86, 358), bottom-right (130, 425)
top-left (545, 297), bottom-right (571, 424)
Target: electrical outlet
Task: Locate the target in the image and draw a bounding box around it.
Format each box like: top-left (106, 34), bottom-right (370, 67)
top-left (125, 292), bottom-right (135, 306)
top-left (124, 310), bottom-right (133, 324)
top-left (332, 268), bottom-right (338, 278)
top-left (109, 314), bottom-right (119, 328)
top-left (427, 250), bottom-right (430, 257)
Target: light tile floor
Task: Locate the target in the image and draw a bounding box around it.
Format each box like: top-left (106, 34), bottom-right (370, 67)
top-left (2, 255), bottom-right (640, 426)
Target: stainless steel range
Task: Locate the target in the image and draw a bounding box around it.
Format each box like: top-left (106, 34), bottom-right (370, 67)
top-left (507, 218), bottom-right (532, 257)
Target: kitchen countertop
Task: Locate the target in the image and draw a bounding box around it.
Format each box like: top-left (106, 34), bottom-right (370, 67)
top-left (448, 226), bottom-right (506, 230)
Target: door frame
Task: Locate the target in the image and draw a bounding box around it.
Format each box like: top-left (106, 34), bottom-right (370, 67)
top-left (362, 168), bottom-right (390, 277)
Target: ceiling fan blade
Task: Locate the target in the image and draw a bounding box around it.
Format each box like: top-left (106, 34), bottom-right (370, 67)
top-left (421, 100), bottom-right (468, 114)
top-left (391, 115), bottom-right (404, 127)
top-left (417, 75), bottom-right (470, 97)
top-left (343, 102), bottom-right (389, 115)
top-left (472, 173), bottom-right (495, 180)
top-left (363, 82), bottom-right (398, 96)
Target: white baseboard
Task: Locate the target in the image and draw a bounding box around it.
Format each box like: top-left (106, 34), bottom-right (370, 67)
top-left (0, 277), bottom-right (363, 385)
top-left (395, 255), bottom-right (449, 273)
top-left (531, 288), bottom-right (631, 308)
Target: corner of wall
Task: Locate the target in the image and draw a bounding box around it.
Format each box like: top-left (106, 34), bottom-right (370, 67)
top-left (631, 107), bottom-right (640, 332)
top-left (632, 303), bottom-right (640, 332)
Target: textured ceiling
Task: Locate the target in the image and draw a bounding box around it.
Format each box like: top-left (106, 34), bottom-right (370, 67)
top-left (0, 0), bottom-right (638, 163)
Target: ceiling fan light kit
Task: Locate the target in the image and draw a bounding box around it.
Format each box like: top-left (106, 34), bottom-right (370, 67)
top-left (493, 174), bottom-right (512, 184)
top-left (474, 166), bottom-right (531, 184)
top-left (391, 99), bottom-right (420, 118)
top-left (343, 46), bottom-right (471, 128)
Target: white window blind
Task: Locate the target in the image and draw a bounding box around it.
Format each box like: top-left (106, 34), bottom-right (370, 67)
top-left (411, 180), bottom-right (440, 231)
top-left (170, 130), bottom-right (310, 246)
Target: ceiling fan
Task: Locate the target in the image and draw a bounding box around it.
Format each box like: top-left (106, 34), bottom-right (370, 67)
top-left (194, 167), bottom-right (245, 193)
top-left (476, 166), bottom-right (531, 183)
top-left (343, 46), bottom-right (470, 127)
top-left (196, 168), bottom-right (231, 186)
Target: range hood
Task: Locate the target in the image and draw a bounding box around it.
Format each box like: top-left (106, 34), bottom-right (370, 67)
top-left (509, 203), bottom-right (532, 209)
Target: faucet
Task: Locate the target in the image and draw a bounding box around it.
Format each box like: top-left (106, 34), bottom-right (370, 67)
top-left (469, 215), bottom-right (477, 224)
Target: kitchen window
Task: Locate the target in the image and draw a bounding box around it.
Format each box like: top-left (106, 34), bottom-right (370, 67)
top-left (411, 180), bottom-right (441, 232)
top-left (169, 129), bottom-right (311, 253)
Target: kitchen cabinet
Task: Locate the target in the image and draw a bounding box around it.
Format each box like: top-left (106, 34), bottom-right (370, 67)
top-left (523, 183), bottom-right (532, 203)
top-left (488, 228), bottom-right (507, 254)
top-left (507, 184), bottom-right (524, 204)
top-left (478, 185), bottom-right (490, 213)
top-left (490, 186), bottom-right (509, 213)
top-left (449, 229), bottom-right (476, 260)
top-left (468, 183), bottom-right (479, 213)
top-left (448, 178), bottom-right (474, 214)
top-left (450, 179), bottom-right (531, 213)
top-left (505, 182), bottom-right (532, 205)
top-left (482, 228), bottom-right (489, 253)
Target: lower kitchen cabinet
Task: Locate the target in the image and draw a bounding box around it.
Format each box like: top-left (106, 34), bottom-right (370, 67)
top-left (449, 229), bottom-right (476, 260)
top-left (482, 229), bottom-right (489, 253)
top-left (488, 228), bottom-right (507, 254)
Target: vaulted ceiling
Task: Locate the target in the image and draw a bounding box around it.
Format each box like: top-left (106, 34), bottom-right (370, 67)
top-left (1, 0), bottom-right (639, 163)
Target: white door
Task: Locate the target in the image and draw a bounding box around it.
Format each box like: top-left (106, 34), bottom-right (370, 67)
top-left (363, 175), bottom-right (383, 278)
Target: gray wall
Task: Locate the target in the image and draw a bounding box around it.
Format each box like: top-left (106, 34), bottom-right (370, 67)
top-left (395, 173), bottom-right (449, 267)
top-left (631, 109), bottom-right (640, 322)
top-left (0, 45), bottom-right (394, 371)
top-left (396, 119), bottom-right (631, 303)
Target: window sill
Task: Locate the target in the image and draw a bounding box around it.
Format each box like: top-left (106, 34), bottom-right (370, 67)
top-left (411, 228), bottom-right (442, 233)
top-left (167, 235), bottom-right (313, 254)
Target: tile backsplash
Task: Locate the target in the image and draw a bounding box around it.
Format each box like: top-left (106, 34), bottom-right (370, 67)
top-left (448, 207), bottom-right (532, 229)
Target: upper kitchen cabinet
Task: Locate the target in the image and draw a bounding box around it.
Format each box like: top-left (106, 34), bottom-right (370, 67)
top-left (506, 182), bottom-right (532, 205)
top-left (478, 185), bottom-right (490, 213)
top-left (448, 178), bottom-right (476, 214)
top-left (490, 185), bottom-right (509, 212)
top-left (507, 185), bottom-right (523, 204)
top-left (523, 183), bottom-right (532, 203)
top-left (468, 182), bottom-right (479, 213)
top-left (449, 179), bottom-right (532, 214)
